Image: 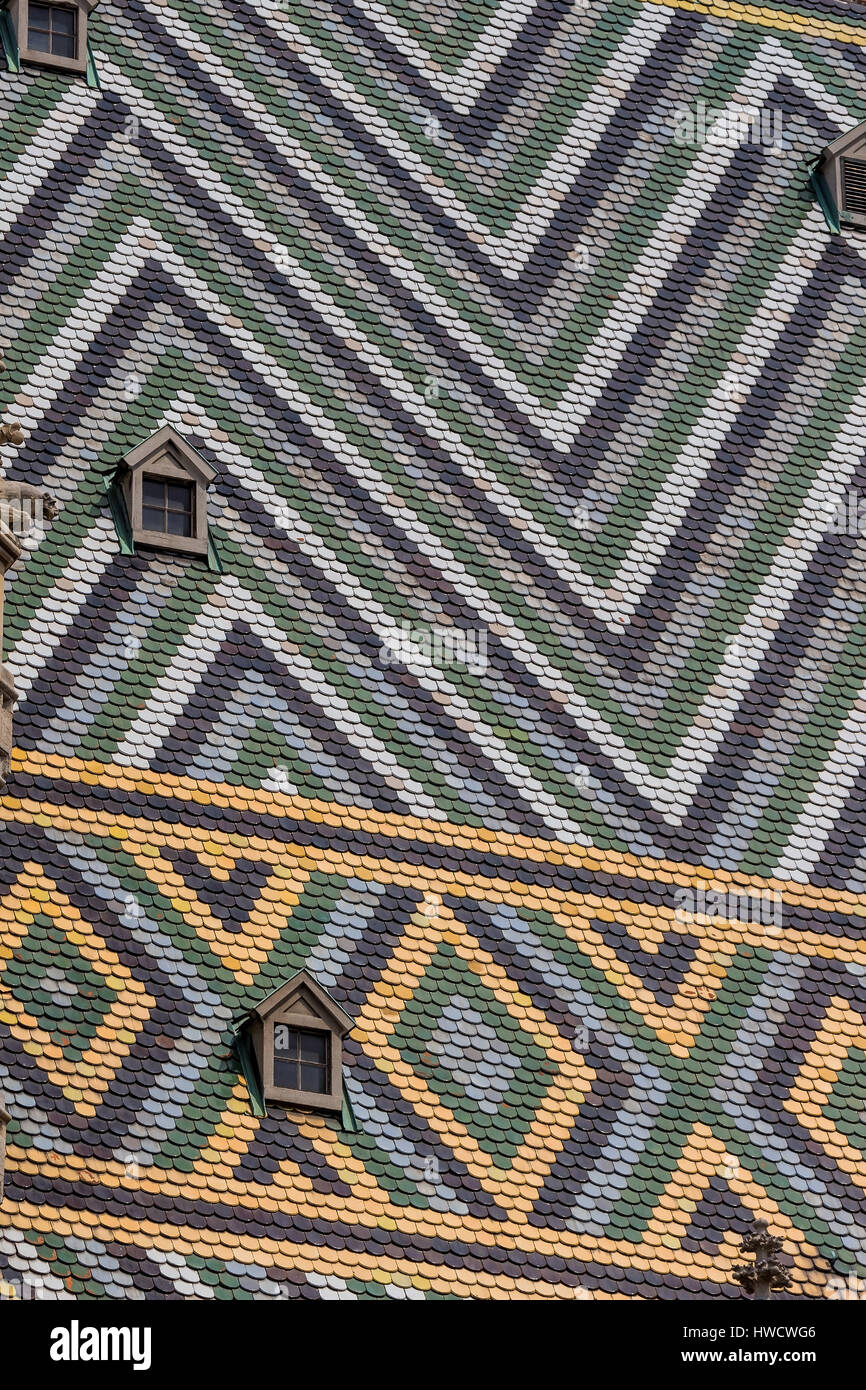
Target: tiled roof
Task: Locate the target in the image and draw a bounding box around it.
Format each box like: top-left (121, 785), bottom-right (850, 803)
top-left (1, 0), bottom-right (866, 1298)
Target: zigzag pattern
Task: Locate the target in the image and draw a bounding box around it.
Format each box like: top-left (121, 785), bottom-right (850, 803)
top-left (3, 0), bottom-right (866, 873)
top-left (1, 0), bottom-right (866, 1297)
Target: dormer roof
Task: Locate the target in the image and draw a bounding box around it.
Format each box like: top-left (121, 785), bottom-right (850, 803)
top-left (250, 970), bottom-right (354, 1036)
top-left (122, 425), bottom-right (216, 486)
top-left (820, 117), bottom-right (866, 162)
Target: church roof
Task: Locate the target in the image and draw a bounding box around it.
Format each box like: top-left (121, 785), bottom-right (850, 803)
top-left (1, 0), bottom-right (866, 1299)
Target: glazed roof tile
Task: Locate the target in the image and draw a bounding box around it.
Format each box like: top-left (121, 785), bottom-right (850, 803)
top-left (1, 0), bottom-right (866, 1298)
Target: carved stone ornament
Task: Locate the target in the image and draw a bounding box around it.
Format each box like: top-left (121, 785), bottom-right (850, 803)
top-left (0, 444), bottom-right (57, 784)
top-left (733, 1220), bottom-right (792, 1300)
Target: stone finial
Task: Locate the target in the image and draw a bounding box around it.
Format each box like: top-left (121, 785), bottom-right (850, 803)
top-left (734, 1220), bottom-right (792, 1299)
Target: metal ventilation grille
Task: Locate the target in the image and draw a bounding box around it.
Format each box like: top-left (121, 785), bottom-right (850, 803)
top-left (842, 158), bottom-right (866, 214)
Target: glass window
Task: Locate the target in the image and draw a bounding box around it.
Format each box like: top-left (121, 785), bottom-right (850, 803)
top-left (28, 4), bottom-right (78, 59)
top-left (140, 476), bottom-right (194, 537)
top-left (273, 1026), bottom-right (330, 1093)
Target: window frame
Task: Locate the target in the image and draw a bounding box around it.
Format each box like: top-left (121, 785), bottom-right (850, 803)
top-left (8, 0), bottom-right (92, 74)
top-left (27, 2), bottom-right (77, 59)
top-left (272, 1024), bottom-right (331, 1095)
top-left (262, 1008), bottom-right (342, 1109)
top-left (140, 474), bottom-right (196, 539)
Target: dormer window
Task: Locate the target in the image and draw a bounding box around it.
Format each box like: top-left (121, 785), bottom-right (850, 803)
top-left (813, 119), bottom-right (866, 231)
top-left (116, 426), bottom-right (214, 558)
top-left (6, 0), bottom-right (95, 74)
top-left (239, 971), bottom-right (353, 1113)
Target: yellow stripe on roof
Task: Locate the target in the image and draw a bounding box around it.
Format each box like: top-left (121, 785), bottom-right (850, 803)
top-left (646, 0), bottom-right (866, 46)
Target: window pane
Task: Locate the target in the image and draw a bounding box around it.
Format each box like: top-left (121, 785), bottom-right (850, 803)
top-left (273, 1026), bottom-right (298, 1060)
top-left (166, 509), bottom-right (192, 537)
top-left (28, 27), bottom-right (51, 50)
top-left (300, 1062), bottom-right (328, 1093)
top-left (142, 479), bottom-right (165, 505)
top-left (52, 31), bottom-right (76, 57)
top-left (166, 482), bottom-right (192, 509)
top-left (141, 507), bottom-right (165, 531)
top-left (273, 1057), bottom-right (299, 1090)
top-left (29, 3), bottom-right (51, 25)
top-left (52, 8), bottom-right (76, 33)
top-left (300, 1033), bottom-right (328, 1065)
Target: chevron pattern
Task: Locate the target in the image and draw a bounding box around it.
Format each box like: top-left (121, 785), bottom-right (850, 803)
top-left (1, 0), bottom-right (866, 1297)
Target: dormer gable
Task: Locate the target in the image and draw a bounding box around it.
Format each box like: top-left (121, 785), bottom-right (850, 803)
top-left (244, 971), bottom-right (353, 1113)
top-left (118, 426), bottom-right (215, 558)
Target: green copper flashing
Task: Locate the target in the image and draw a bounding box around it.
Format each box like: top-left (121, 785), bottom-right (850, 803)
top-left (206, 532), bottom-right (223, 574)
top-left (231, 1025), bottom-right (267, 1118)
top-left (106, 477), bottom-right (136, 555)
top-left (341, 1080), bottom-right (360, 1134)
top-left (86, 40), bottom-right (99, 90)
top-left (809, 159), bottom-right (841, 235)
top-left (0, 8), bottom-right (19, 72)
